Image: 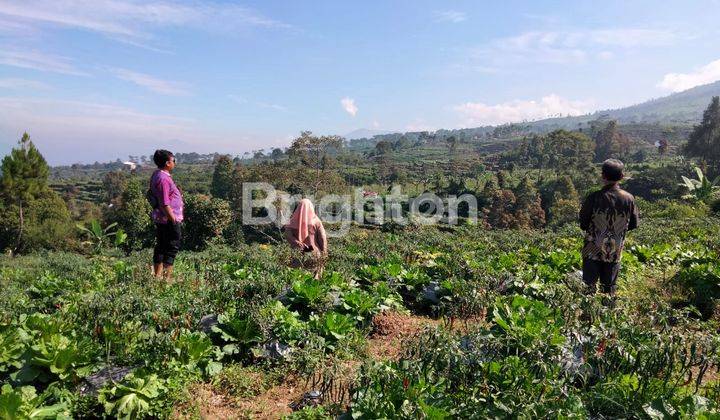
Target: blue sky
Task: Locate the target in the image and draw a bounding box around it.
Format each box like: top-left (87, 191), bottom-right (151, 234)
top-left (1, 0), bottom-right (719, 164)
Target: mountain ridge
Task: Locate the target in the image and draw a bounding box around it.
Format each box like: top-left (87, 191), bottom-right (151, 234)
top-left (350, 80), bottom-right (720, 143)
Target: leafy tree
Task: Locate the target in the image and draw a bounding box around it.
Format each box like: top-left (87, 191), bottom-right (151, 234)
top-left (287, 131), bottom-right (345, 194)
top-left (513, 177), bottom-right (546, 228)
top-left (552, 175), bottom-right (577, 199)
top-left (485, 190), bottom-right (517, 228)
top-left (496, 170), bottom-right (511, 189)
top-left (624, 163), bottom-right (688, 201)
top-left (509, 130), bottom-right (594, 180)
top-left (211, 155), bottom-right (235, 200)
top-left (479, 176), bottom-right (499, 209)
top-left (394, 136), bottom-right (411, 150)
top-left (374, 140), bottom-right (393, 156)
top-left (0, 133), bottom-right (54, 253)
top-left (183, 194), bottom-right (232, 250)
top-left (108, 178), bottom-right (153, 252)
top-left (517, 135), bottom-right (546, 172)
top-left (684, 96), bottom-right (720, 171)
top-left (592, 121), bottom-right (630, 162)
top-left (102, 171), bottom-right (128, 204)
top-left (544, 130), bottom-right (594, 171)
top-left (270, 148), bottom-right (285, 161)
top-left (548, 176), bottom-right (579, 226)
top-left (0, 191), bottom-right (73, 252)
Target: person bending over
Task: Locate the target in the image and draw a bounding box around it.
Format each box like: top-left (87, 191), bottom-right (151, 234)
top-left (579, 159), bottom-right (639, 297)
top-left (284, 198), bottom-right (328, 279)
top-left (149, 149), bottom-right (184, 281)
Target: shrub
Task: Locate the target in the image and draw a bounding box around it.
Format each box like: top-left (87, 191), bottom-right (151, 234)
top-left (107, 178), bottom-right (154, 252)
top-left (672, 262), bottom-right (720, 319)
top-left (183, 194), bottom-right (233, 250)
top-left (0, 192), bottom-right (75, 253)
top-left (624, 163), bottom-right (689, 201)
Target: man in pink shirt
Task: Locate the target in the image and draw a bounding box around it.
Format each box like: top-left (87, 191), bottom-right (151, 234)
top-left (149, 149), bottom-right (184, 280)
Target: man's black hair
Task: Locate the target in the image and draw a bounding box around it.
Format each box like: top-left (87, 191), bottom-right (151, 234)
top-left (153, 149), bottom-right (174, 168)
top-left (602, 159), bottom-right (624, 182)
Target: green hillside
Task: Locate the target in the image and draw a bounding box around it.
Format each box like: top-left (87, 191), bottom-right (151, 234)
top-left (351, 81), bottom-right (720, 148)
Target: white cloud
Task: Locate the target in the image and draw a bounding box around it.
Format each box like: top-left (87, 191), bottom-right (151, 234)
top-left (474, 28), bottom-right (677, 66)
top-left (0, 0), bottom-right (292, 48)
top-left (0, 78), bottom-right (51, 90)
top-left (588, 29), bottom-right (677, 47)
top-left (109, 67), bottom-right (190, 96)
top-left (435, 10), bottom-right (466, 23)
top-left (0, 50), bottom-right (88, 76)
top-left (341, 97), bottom-right (358, 116)
top-left (454, 94), bottom-right (592, 126)
top-left (258, 102), bottom-right (287, 111)
top-left (658, 58), bottom-right (720, 92)
top-left (372, 120), bottom-right (380, 129)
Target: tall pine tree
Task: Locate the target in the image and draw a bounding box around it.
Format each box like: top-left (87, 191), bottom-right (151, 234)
top-left (0, 133), bottom-right (50, 252)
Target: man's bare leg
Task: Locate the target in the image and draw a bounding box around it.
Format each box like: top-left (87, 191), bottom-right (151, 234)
top-left (163, 265), bottom-right (174, 282)
top-left (153, 263), bottom-right (164, 277)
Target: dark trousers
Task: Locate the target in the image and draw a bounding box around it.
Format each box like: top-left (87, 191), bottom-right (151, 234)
top-left (582, 258), bottom-right (620, 294)
top-left (153, 222), bottom-right (182, 266)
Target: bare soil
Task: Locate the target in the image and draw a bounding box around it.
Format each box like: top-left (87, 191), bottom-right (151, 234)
top-left (173, 377), bottom-right (303, 419)
top-left (173, 311), bottom-right (442, 419)
top-left (367, 311), bottom-right (440, 360)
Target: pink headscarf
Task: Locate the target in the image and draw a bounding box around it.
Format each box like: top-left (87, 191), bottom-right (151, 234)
top-left (285, 198), bottom-right (319, 246)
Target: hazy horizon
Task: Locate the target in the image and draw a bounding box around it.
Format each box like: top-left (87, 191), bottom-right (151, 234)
top-left (1, 0), bottom-right (720, 165)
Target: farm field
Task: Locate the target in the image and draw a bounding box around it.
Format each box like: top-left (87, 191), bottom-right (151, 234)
top-left (2, 216), bottom-right (720, 419)
top-left (6, 1), bottom-right (720, 418)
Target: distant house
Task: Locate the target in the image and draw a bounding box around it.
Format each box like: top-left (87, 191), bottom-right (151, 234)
top-left (122, 161), bottom-right (139, 172)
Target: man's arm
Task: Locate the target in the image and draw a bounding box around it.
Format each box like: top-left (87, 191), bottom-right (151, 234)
top-left (284, 228), bottom-right (304, 249)
top-left (162, 205), bottom-right (177, 224)
top-left (158, 178), bottom-right (177, 224)
top-left (316, 222), bottom-right (328, 255)
top-left (628, 200), bottom-right (639, 231)
top-left (579, 194), bottom-right (593, 231)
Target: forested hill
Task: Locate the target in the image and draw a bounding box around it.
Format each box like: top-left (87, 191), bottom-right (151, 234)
top-left (350, 80), bottom-right (720, 148)
top-left (534, 80), bottom-right (720, 127)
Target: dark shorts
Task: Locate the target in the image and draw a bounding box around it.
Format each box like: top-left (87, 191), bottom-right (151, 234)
top-left (582, 258), bottom-right (620, 294)
top-left (153, 222), bottom-right (182, 266)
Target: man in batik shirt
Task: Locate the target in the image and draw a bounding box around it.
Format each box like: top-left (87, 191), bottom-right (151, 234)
top-left (579, 159), bottom-right (639, 296)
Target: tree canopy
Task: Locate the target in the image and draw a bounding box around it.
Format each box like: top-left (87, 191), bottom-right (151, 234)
top-left (685, 96), bottom-right (720, 171)
top-left (1, 133), bottom-right (50, 204)
top-left (506, 129), bottom-right (594, 173)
